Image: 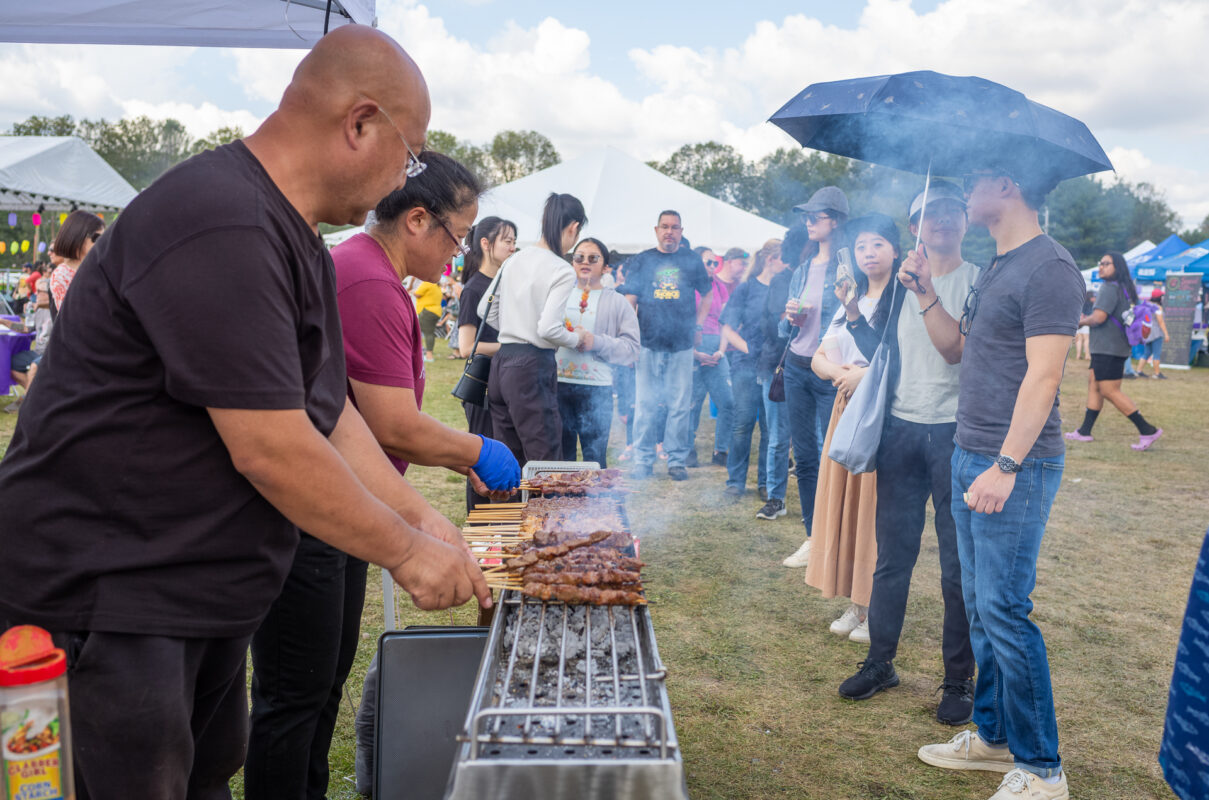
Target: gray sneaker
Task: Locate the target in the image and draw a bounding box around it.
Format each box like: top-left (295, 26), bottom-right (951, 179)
top-left (755, 498), bottom-right (786, 520)
top-left (918, 730), bottom-right (1014, 773)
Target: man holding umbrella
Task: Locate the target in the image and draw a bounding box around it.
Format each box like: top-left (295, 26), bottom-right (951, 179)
top-left (916, 166), bottom-right (1082, 800)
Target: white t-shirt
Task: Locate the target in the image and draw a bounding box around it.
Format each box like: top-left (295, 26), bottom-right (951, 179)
top-left (891, 260), bottom-right (979, 424)
top-left (478, 248), bottom-right (579, 350)
top-left (820, 295), bottom-right (878, 368)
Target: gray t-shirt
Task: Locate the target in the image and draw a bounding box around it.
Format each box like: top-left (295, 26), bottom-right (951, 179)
top-left (955, 235), bottom-right (1084, 459)
top-left (891, 260), bottom-right (979, 424)
top-left (1089, 282), bottom-right (1131, 358)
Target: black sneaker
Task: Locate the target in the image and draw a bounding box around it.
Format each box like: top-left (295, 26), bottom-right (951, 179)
top-left (755, 498), bottom-right (786, 520)
top-left (935, 678), bottom-right (974, 725)
top-left (711, 451), bottom-right (728, 466)
top-left (838, 660), bottom-right (899, 701)
top-left (668, 466), bottom-right (689, 481)
top-left (686, 450), bottom-right (700, 468)
top-left (1156, 373), bottom-right (1168, 380)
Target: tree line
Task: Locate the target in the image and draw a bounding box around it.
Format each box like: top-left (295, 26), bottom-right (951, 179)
top-left (6, 114), bottom-right (1205, 266)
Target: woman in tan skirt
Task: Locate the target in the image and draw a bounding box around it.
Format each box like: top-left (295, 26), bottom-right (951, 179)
top-left (803, 214), bottom-right (900, 643)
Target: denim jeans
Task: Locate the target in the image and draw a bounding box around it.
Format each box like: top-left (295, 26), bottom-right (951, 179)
top-left (725, 366), bottom-right (767, 492)
top-left (783, 356), bottom-right (836, 532)
top-left (866, 417), bottom-right (973, 679)
top-left (634, 347), bottom-right (695, 467)
top-left (690, 334), bottom-right (734, 455)
top-left (951, 445), bottom-right (1064, 778)
top-left (761, 377), bottom-right (790, 501)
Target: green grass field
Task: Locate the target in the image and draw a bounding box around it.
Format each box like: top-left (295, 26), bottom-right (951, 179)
top-left (2, 348), bottom-right (1203, 800)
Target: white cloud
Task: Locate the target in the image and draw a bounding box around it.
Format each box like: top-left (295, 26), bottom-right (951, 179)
top-left (119, 100), bottom-right (264, 139)
top-left (1106, 147), bottom-right (1209, 231)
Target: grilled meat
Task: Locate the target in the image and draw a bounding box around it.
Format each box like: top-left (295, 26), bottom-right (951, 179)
top-left (521, 583), bottom-right (645, 605)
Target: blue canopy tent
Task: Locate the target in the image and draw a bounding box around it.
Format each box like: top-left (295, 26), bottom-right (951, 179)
top-left (1130, 233), bottom-right (1189, 267)
top-left (1134, 239), bottom-right (1209, 283)
top-left (1183, 251), bottom-right (1209, 284)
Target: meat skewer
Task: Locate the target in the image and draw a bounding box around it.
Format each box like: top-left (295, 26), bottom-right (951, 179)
top-left (521, 569), bottom-right (642, 586)
top-left (521, 583), bottom-right (645, 605)
top-left (503, 531), bottom-right (615, 569)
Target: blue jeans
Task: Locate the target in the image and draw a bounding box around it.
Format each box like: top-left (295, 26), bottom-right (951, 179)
top-left (634, 348), bottom-right (695, 468)
top-left (761, 377), bottom-right (790, 501)
top-left (783, 356), bottom-right (835, 532)
top-left (725, 366), bottom-right (767, 492)
top-left (690, 334), bottom-right (734, 455)
top-left (951, 445), bottom-right (1063, 778)
top-left (1142, 337), bottom-right (1164, 361)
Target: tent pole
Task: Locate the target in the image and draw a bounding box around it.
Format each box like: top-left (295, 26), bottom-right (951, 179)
top-left (323, 0), bottom-right (333, 34)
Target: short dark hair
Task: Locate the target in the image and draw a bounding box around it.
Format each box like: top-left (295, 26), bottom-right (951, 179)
top-left (985, 164), bottom-right (1057, 211)
top-left (373, 151), bottom-right (482, 228)
top-left (52, 210), bottom-right (104, 261)
top-left (781, 223), bottom-right (811, 269)
top-left (540, 193), bottom-right (587, 254)
top-left (846, 213), bottom-right (902, 332)
top-left (657, 210), bottom-right (681, 224)
top-left (462, 216), bottom-right (516, 284)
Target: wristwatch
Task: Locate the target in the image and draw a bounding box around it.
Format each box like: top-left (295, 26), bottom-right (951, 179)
top-left (996, 454), bottom-right (1022, 474)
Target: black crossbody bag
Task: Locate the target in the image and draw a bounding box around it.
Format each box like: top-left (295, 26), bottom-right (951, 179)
top-left (451, 272), bottom-right (502, 407)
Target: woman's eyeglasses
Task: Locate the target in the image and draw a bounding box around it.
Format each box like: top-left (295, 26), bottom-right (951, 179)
top-left (434, 215), bottom-right (470, 257)
top-left (572, 254), bottom-right (602, 265)
top-left (803, 212), bottom-right (832, 225)
top-left (959, 287), bottom-right (980, 336)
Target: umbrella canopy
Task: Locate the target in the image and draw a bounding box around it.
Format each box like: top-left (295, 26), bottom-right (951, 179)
top-left (769, 70), bottom-right (1112, 183)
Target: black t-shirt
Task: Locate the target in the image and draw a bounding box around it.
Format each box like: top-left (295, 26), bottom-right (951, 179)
top-left (0, 141), bottom-right (347, 638)
top-left (621, 247), bottom-right (711, 352)
top-left (720, 279), bottom-right (771, 374)
top-left (458, 271), bottom-right (499, 345)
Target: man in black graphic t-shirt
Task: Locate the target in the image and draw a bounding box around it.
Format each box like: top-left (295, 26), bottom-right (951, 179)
top-left (622, 210), bottom-right (712, 480)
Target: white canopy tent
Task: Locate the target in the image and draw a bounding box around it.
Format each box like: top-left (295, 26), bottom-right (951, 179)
top-left (326, 147), bottom-right (787, 253)
top-left (0, 136), bottom-right (137, 211)
top-left (0, 1), bottom-right (374, 49)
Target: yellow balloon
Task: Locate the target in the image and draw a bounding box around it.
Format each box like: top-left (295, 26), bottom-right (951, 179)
top-left (0, 242), bottom-right (6, 253)
top-left (21, 241), bottom-right (30, 252)
top-left (59, 213), bottom-right (67, 224)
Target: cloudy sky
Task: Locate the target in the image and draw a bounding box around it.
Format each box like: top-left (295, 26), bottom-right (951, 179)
top-left (2, 0), bottom-right (1206, 227)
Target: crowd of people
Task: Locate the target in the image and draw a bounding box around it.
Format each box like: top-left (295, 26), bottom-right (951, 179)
top-left (0, 22), bottom-right (1203, 800)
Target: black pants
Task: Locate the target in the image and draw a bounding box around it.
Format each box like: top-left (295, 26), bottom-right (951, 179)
top-left (246, 534), bottom-right (369, 800)
top-left (866, 416), bottom-right (975, 679)
top-left (464, 397), bottom-right (494, 510)
top-left (29, 627), bottom-right (250, 800)
top-left (488, 343), bottom-right (562, 464)
top-left (558, 381), bottom-right (613, 466)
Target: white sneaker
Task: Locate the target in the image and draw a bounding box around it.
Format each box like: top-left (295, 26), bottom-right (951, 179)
top-left (988, 768), bottom-right (1068, 799)
top-left (782, 539), bottom-right (811, 568)
top-left (918, 730), bottom-right (1014, 773)
top-left (848, 617), bottom-right (870, 643)
top-left (829, 604), bottom-right (862, 636)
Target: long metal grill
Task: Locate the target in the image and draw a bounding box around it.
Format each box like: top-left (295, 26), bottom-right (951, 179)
top-left (466, 592), bottom-right (671, 759)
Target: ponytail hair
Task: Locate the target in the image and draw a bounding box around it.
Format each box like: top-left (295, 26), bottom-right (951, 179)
top-left (540, 192), bottom-right (587, 254)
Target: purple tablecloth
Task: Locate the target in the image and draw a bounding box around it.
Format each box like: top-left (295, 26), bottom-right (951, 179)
top-left (1, 330), bottom-right (35, 395)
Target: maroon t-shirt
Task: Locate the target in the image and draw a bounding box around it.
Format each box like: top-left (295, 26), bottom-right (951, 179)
top-left (333, 233), bottom-right (425, 475)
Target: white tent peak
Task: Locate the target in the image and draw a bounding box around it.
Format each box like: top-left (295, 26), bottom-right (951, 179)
top-left (0, 136), bottom-right (138, 211)
top-left (327, 146), bottom-right (786, 253)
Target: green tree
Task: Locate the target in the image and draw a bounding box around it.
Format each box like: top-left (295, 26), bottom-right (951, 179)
top-left (190, 125), bottom-right (245, 156)
top-left (655, 142), bottom-right (752, 208)
top-left (8, 114), bottom-right (77, 136)
top-left (78, 116), bottom-right (195, 190)
top-left (487, 130), bottom-right (560, 184)
top-left (425, 129), bottom-right (494, 187)
top-left (1180, 213), bottom-right (1209, 245)
top-left (1126, 181), bottom-right (1180, 245)
top-left (747, 148), bottom-right (860, 224)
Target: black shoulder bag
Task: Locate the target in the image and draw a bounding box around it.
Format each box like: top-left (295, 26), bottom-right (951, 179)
top-left (451, 272), bottom-right (501, 408)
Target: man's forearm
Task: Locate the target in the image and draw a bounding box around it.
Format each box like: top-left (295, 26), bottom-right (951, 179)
top-left (378, 410), bottom-right (482, 468)
top-left (918, 293), bottom-right (964, 363)
top-left (1000, 370), bottom-right (1063, 462)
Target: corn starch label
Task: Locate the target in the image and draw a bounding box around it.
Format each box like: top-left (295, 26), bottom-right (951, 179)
top-left (3, 704), bottom-right (65, 800)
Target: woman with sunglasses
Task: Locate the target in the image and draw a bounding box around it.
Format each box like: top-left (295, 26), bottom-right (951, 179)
top-left (48, 209), bottom-right (105, 311)
top-left (556, 238), bottom-right (640, 466)
top-left (480, 192), bottom-right (589, 464)
top-left (1064, 251), bottom-right (1161, 450)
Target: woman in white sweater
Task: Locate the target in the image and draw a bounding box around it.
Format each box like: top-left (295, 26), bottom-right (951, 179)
top-left (480, 192), bottom-right (588, 463)
top-left (557, 237), bottom-right (640, 466)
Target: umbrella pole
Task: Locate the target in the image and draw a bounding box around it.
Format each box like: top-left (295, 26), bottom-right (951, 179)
top-left (914, 158), bottom-right (932, 251)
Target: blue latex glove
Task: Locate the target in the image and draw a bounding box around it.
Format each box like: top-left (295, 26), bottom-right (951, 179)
top-left (472, 435), bottom-right (520, 492)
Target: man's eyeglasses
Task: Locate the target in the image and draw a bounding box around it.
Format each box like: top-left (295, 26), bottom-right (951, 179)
top-left (573, 253), bottom-right (603, 265)
top-left (803, 212), bottom-right (832, 225)
top-left (374, 104), bottom-right (426, 178)
top-left (434, 214), bottom-right (470, 257)
top-left (959, 287), bottom-right (980, 336)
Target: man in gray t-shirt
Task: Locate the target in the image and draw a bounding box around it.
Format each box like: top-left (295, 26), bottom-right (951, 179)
top-left (919, 167), bottom-right (1081, 798)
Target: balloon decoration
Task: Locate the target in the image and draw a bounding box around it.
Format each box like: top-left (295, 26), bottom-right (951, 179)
top-left (6, 213), bottom-right (14, 227)
top-left (0, 242), bottom-right (6, 254)
top-left (21, 240), bottom-right (30, 253)
top-left (10, 242), bottom-right (16, 254)
top-left (31, 213), bottom-right (42, 227)
top-left (37, 242), bottom-right (46, 253)
top-left (58, 213), bottom-right (67, 225)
